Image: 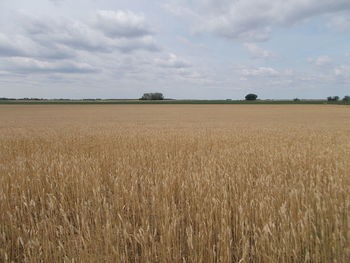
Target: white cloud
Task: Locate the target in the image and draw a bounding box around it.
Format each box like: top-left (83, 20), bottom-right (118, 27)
top-left (334, 65), bottom-right (350, 77)
top-left (327, 14), bottom-right (350, 32)
top-left (2, 57), bottom-right (98, 74)
top-left (94, 10), bottom-right (152, 38)
top-left (239, 66), bottom-right (279, 77)
top-left (308, 56), bottom-right (332, 67)
top-left (176, 36), bottom-right (207, 49)
top-left (283, 69), bottom-right (294, 76)
top-left (243, 43), bottom-right (274, 59)
top-left (154, 53), bottom-right (191, 68)
top-left (162, 3), bottom-right (197, 18)
top-left (48, 0), bottom-right (64, 5)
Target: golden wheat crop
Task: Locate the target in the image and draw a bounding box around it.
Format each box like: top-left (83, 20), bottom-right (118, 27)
top-left (0, 105), bottom-right (349, 262)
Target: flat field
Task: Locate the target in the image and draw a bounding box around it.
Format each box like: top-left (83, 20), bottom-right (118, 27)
top-left (0, 105), bottom-right (349, 262)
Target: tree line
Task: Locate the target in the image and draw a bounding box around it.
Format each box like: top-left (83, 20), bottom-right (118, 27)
top-left (1, 94), bottom-right (349, 101)
top-left (139, 93), bottom-right (350, 101)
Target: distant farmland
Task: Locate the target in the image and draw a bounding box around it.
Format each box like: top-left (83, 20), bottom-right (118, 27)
top-left (0, 99), bottom-right (350, 105)
top-left (0, 105), bottom-right (349, 262)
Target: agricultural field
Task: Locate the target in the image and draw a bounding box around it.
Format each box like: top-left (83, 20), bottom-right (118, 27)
top-left (0, 105), bottom-right (349, 262)
top-left (1, 99), bottom-right (350, 105)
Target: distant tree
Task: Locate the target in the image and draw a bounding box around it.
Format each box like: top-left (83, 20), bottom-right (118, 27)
top-left (245, 94), bottom-right (258, 101)
top-left (293, 98), bottom-right (300, 102)
top-left (327, 96), bottom-right (340, 102)
top-left (140, 93), bottom-right (164, 100)
top-left (342, 95), bottom-right (350, 101)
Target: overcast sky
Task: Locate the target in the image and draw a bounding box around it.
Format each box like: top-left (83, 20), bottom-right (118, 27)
top-left (0, 0), bottom-right (349, 99)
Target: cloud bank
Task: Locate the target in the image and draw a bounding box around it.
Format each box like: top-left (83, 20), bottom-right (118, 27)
top-left (167, 0), bottom-right (350, 41)
top-left (0, 0), bottom-right (349, 99)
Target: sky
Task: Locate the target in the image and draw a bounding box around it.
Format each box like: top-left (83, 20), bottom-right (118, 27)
top-left (0, 0), bottom-right (349, 99)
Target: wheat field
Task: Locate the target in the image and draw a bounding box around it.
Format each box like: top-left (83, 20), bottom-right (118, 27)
top-left (0, 105), bottom-right (349, 262)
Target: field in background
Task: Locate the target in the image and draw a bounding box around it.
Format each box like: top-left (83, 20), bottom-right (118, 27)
top-left (1, 99), bottom-right (350, 105)
top-left (0, 105), bottom-right (349, 262)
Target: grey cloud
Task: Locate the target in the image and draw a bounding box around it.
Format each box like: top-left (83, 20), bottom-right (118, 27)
top-left (0, 34), bottom-right (26, 57)
top-left (0, 33), bottom-right (76, 60)
top-left (20, 15), bottom-right (57, 36)
top-left (16, 11), bottom-right (160, 54)
top-left (170, 0), bottom-right (350, 42)
top-left (18, 14), bottom-right (115, 53)
top-left (0, 9), bottom-right (161, 77)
